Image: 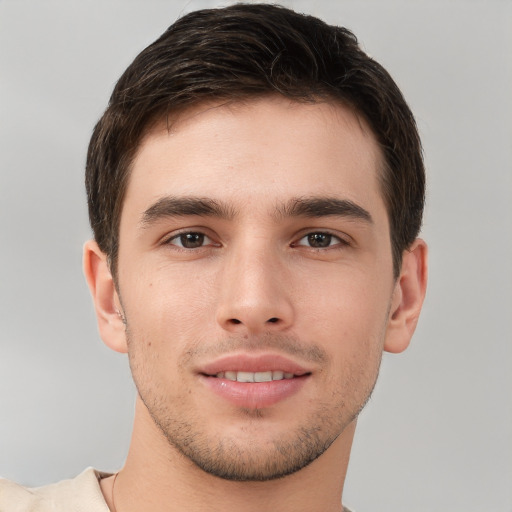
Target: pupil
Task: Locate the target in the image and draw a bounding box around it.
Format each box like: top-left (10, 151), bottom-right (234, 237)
top-left (181, 233), bottom-right (204, 248)
top-left (308, 233), bottom-right (331, 248)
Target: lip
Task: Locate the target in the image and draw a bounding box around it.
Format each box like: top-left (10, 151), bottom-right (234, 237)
top-left (200, 374), bottom-right (309, 408)
top-left (198, 353), bottom-right (311, 376)
top-left (198, 353), bottom-right (312, 409)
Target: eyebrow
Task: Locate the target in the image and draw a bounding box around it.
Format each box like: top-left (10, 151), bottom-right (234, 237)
top-left (140, 195), bottom-right (373, 228)
top-left (140, 196), bottom-right (236, 227)
top-left (278, 197), bottom-right (373, 223)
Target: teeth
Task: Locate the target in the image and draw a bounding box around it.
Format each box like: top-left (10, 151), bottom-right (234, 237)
top-left (254, 371), bottom-right (273, 382)
top-left (237, 371), bottom-right (255, 383)
top-left (216, 370), bottom-right (294, 382)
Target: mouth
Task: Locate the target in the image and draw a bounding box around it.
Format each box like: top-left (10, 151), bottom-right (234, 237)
top-left (207, 370), bottom-right (305, 382)
top-left (198, 352), bottom-right (312, 377)
top-left (198, 354), bottom-right (312, 408)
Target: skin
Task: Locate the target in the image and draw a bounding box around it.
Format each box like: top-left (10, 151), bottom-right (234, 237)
top-left (84, 96), bottom-right (427, 512)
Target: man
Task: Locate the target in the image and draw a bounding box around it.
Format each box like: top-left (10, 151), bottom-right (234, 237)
top-left (0, 3), bottom-right (427, 511)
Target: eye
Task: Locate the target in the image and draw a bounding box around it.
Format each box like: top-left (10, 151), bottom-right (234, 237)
top-left (167, 232), bottom-right (214, 249)
top-left (295, 232), bottom-right (346, 249)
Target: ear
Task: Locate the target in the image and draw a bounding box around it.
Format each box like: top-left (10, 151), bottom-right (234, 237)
top-left (384, 238), bottom-right (428, 354)
top-left (83, 240), bottom-right (128, 354)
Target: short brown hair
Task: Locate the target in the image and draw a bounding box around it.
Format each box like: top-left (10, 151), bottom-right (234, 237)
top-left (86, 3), bottom-right (424, 278)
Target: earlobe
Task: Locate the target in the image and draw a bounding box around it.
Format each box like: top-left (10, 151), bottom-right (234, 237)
top-left (83, 240), bottom-right (128, 354)
top-left (384, 239), bottom-right (428, 354)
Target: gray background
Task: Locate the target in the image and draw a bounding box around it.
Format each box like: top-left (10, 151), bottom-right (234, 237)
top-left (0, 1), bottom-right (511, 511)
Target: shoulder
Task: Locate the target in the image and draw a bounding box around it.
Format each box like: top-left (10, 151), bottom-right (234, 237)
top-left (0, 468), bottom-right (111, 512)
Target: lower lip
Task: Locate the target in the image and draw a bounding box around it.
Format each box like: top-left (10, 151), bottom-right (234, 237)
top-left (200, 375), bottom-right (309, 409)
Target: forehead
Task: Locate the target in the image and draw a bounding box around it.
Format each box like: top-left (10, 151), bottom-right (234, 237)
top-left (123, 96), bottom-right (385, 222)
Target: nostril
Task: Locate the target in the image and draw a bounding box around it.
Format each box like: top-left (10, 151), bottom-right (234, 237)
top-left (225, 317), bottom-right (281, 327)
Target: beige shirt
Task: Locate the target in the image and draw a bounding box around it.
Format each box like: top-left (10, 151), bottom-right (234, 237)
top-left (0, 468), bottom-right (111, 511)
top-left (0, 469), bottom-right (354, 511)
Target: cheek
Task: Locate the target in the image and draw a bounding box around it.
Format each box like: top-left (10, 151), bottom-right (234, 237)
top-left (300, 269), bottom-right (391, 379)
top-left (312, 289), bottom-right (387, 410)
top-left (124, 263), bottom-right (216, 324)
top-left (303, 268), bottom-right (391, 333)
top-left (121, 265), bottom-right (221, 379)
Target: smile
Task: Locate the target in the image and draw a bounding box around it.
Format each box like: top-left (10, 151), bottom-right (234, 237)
top-left (214, 371), bottom-right (295, 382)
top-left (198, 353), bottom-right (313, 407)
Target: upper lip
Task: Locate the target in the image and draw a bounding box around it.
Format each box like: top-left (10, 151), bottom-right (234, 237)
top-left (198, 353), bottom-right (312, 376)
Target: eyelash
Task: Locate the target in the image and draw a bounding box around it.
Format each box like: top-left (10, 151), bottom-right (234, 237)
top-left (163, 230), bottom-right (350, 251)
top-left (293, 232), bottom-right (349, 249)
top-left (164, 231), bottom-right (217, 250)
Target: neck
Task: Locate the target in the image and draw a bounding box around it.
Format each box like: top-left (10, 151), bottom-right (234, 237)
top-left (103, 397), bottom-right (355, 512)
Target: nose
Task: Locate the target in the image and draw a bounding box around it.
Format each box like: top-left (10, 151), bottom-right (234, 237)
top-left (215, 243), bottom-right (294, 335)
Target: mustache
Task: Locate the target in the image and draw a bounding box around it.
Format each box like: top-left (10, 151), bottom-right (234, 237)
top-left (180, 332), bottom-right (329, 366)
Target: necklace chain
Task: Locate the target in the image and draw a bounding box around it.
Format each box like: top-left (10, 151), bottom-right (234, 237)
top-left (110, 471), bottom-right (119, 512)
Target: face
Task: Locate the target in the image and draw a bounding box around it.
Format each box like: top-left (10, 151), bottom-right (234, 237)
top-left (116, 96), bottom-right (397, 481)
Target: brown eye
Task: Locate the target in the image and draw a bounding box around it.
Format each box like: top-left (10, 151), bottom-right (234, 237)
top-left (170, 232), bottom-right (208, 249)
top-left (307, 233), bottom-right (332, 248)
top-left (295, 232), bottom-right (346, 249)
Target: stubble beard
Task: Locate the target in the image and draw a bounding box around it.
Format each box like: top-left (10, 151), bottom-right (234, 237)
top-left (127, 328), bottom-right (381, 482)
top-left (140, 394), bottom-right (348, 482)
